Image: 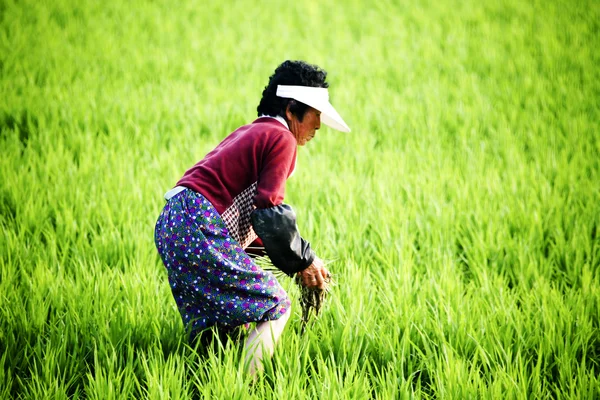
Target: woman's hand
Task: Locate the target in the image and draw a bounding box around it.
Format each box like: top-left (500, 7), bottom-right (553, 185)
top-left (297, 257), bottom-right (330, 289)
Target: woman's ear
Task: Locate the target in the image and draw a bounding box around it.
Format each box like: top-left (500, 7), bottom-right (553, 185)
top-left (285, 100), bottom-right (296, 121)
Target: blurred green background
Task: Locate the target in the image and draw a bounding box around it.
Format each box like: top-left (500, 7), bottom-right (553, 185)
top-left (1, 0), bottom-right (599, 398)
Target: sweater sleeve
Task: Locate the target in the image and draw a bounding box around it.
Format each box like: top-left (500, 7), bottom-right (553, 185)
top-left (251, 130), bottom-right (315, 275)
top-left (253, 132), bottom-right (297, 209)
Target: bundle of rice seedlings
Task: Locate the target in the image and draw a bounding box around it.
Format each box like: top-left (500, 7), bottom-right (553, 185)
top-left (293, 272), bottom-right (333, 334)
top-left (249, 249), bottom-right (334, 334)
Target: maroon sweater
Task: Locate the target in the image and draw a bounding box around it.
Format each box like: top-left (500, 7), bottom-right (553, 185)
top-left (177, 117), bottom-right (297, 247)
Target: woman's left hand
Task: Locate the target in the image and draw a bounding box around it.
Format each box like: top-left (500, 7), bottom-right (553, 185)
top-left (297, 257), bottom-right (330, 289)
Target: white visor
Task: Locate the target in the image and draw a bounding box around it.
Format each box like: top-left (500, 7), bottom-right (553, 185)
top-left (276, 85), bottom-right (350, 132)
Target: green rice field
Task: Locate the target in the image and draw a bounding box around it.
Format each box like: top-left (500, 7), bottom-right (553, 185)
top-left (1, 0), bottom-right (599, 398)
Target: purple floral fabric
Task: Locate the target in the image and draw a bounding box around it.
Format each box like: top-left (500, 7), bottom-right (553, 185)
top-left (154, 189), bottom-right (290, 335)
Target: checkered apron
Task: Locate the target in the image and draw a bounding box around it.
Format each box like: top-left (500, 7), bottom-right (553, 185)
top-left (220, 182), bottom-right (258, 249)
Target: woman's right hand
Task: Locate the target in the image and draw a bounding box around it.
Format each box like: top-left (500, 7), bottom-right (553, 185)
top-left (297, 257), bottom-right (330, 289)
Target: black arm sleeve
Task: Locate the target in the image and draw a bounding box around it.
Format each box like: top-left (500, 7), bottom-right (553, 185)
top-left (250, 204), bottom-right (316, 276)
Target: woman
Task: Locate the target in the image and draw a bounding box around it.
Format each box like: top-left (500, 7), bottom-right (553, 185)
top-left (154, 60), bottom-right (350, 375)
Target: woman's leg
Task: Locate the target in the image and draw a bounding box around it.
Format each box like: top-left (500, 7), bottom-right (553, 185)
top-left (244, 306), bottom-right (292, 376)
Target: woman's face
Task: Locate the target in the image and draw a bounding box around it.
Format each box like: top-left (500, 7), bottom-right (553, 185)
top-left (286, 106), bottom-right (321, 146)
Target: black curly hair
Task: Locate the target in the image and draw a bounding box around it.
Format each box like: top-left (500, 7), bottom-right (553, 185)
top-left (257, 60), bottom-right (329, 121)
